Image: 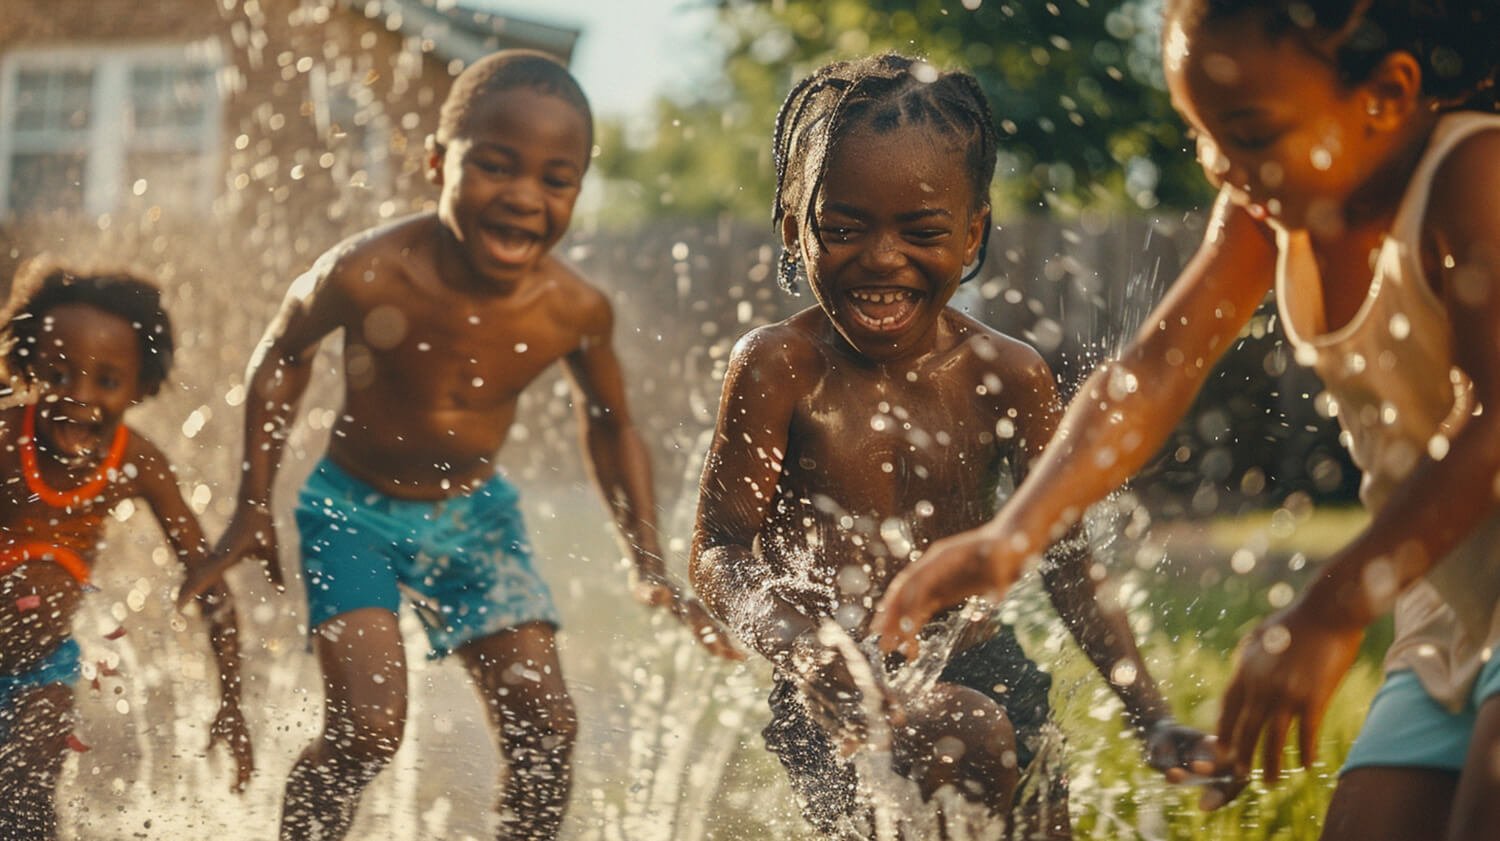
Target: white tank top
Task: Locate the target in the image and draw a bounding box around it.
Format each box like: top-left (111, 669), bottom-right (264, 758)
top-left (1276, 112), bottom-right (1500, 710)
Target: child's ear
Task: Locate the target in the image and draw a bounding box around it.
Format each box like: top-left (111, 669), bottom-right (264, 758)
top-left (425, 134), bottom-right (445, 186)
top-left (780, 212), bottom-right (801, 257)
top-left (964, 204), bottom-right (991, 265)
top-left (1363, 51), bottom-right (1423, 132)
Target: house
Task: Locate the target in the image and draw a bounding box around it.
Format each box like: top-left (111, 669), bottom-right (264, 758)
top-left (0, 0), bottom-right (580, 287)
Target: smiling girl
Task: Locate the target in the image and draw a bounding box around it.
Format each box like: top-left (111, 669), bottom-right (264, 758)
top-left (0, 265), bottom-right (250, 838)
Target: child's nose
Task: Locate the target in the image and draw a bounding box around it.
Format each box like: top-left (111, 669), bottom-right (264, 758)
top-left (499, 178), bottom-right (544, 213)
top-left (859, 231), bottom-right (905, 274)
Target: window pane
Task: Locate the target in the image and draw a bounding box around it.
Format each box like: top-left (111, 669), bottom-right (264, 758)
top-left (8, 152), bottom-right (87, 214)
top-left (130, 63), bottom-right (213, 133)
top-left (13, 67), bottom-right (92, 134)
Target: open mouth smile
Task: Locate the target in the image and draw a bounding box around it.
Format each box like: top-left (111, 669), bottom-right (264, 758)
top-left (477, 222), bottom-right (544, 268)
top-left (845, 287), bottom-right (924, 333)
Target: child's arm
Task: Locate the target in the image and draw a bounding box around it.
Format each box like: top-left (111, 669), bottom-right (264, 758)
top-left (690, 327), bottom-right (818, 663)
top-left (1218, 130), bottom-right (1500, 785)
top-left (564, 291), bottom-right (742, 661)
top-left (875, 190), bottom-right (1276, 651)
top-left (136, 440), bottom-right (254, 793)
top-left (180, 253), bottom-right (346, 602)
top-left (1010, 353), bottom-right (1238, 797)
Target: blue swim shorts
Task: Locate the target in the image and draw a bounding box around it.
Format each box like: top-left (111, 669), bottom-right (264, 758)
top-left (0, 637), bottom-right (81, 741)
top-left (1343, 656), bottom-right (1500, 774)
top-left (295, 458), bottom-right (560, 659)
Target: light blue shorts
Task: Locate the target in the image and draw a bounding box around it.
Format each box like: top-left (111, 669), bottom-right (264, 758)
top-left (1343, 656), bottom-right (1500, 773)
top-left (295, 458), bottom-right (560, 659)
top-left (0, 637), bottom-right (81, 742)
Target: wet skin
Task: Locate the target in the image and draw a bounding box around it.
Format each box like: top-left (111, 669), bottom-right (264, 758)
top-left (205, 86), bottom-right (735, 841)
top-left (0, 303), bottom-right (251, 830)
top-left (876, 6), bottom-right (1500, 828)
top-left (694, 123), bottom-right (1206, 830)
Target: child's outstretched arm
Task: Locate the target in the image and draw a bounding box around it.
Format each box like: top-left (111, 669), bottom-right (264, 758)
top-left (137, 440), bottom-right (253, 793)
top-left (1003, 351), bottom-right (1240, 802)
top-left (874, 190), bottom-right (1277, 651)
top-left (1218, 130), bottom-right (1500, 787)
top-left (180, 253), bottom-right (346, 603)
top-left (564, 290), bottom-right (742, 661)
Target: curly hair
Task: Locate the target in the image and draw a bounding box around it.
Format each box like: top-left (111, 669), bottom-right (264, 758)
top-left (2, 264), bottom-right (174, 397)
top-left (435, 49), bottom-right (593, 157)
top-left (771, 53), bottom-right (1000, 292)
top-left (1167, 0), bottom-right (1500, 108)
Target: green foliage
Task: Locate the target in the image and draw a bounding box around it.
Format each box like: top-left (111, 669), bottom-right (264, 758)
top-left (592, 0), bottom-right (1215, 224)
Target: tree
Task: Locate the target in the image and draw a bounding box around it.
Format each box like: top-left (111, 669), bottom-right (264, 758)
top-left (593, 0), bottom-right (1214, 224)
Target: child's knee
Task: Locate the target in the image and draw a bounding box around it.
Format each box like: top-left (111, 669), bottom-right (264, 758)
top-left (325, 702), bottom-right (407, 765)
top-left (899, 684), bottom-right (1020, 807)
top-left (500, 689), bottom-right (578, 757)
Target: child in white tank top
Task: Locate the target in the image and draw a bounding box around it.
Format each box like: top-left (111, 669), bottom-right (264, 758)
top-left (874, 1), bottom-right (1500, 837)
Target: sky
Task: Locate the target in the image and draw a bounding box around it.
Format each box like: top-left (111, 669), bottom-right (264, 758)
top-left (471, 0), bottom-right (720, 117)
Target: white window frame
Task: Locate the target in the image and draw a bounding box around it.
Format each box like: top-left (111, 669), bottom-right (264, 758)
top-left (0, 39), bottom-right (224, 218)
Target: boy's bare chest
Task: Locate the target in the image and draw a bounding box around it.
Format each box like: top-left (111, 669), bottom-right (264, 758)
top-left (344, 292), bottom-right (580, 404)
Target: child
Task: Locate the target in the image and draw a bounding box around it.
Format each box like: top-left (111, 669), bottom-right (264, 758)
top-left (876, 2), bottom-right (1500, 836)
top-left (690, 54), bottom-right (1222, 839)
top-left (186, 49), bottom-right (739, 841)
top-left (0, 266), bottom-right (251, 838)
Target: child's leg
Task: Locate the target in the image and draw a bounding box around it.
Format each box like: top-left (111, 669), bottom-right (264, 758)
top-left (281, 608), bottom-right (409, 841)
top-left (1447, 694), bottom-right (1500, 840)
top-left (457, 621), bottom-right (577, 841)
top-left (1320, 667), bottom-right (1463, 841)
top-left (896, 684), bottom-right (1020, 813)
top-left (0, 683), bottom-right (74, 840)
top-left (1320, 768), bottom-right (1456, 840)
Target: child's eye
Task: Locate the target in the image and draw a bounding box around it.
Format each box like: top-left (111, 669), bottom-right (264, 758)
top-left (471, 158), bottom-right (510, 175)
top-left (907, 228), bottom-right (949, 243)
top-left (544, 175), bottom-right (578, 191)
top-left (818, 224), bottom-right (858, 242)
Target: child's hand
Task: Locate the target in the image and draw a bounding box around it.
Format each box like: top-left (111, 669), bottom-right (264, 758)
top-left (670, 595), bottom-right (746, 661)
top-left (873, 527), bottom-right (1023, 658)
top-left (632, 568), bottom-right (745, 661)
top-left (1217, 600), bottom-right (1364, 789)
top-left (209, 700), bottom-right (254, 793)
top-left (181, 504), bottom-right (282, 607)
top-left (1143, 719), bottom-right (1244, 810)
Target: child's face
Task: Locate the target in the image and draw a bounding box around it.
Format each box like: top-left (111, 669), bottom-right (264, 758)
top-left (791, 122), bottom-right (985, 361)
top-left (431, 87), bottom-right (590, 288)
top-left (1163, 13), bottom-right (1395, 230)
top-left (27, 303), bottom-right (144, 461)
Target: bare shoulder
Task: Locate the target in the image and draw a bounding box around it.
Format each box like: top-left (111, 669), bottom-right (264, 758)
top-left (945, 309), bottom-right (1055, 387)
top-left (1427, 125), bottom-right (1500, 240)
top-left (542, 256), bottom-right (613, 335)
top-left (311, 213), bottom-right (437, 294)
top-left (120, 429), bottom-right (179, 498)
top-left (728, 309), bottom-right (825, 378)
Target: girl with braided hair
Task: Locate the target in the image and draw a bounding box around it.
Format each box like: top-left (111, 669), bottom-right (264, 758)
top-left (876, 1), bottom-right (1500, 836)
top-left (691, 54), bottom-right (1221, 838)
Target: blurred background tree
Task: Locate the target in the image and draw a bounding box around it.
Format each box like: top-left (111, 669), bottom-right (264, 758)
top-left (593, 0), bottom-right (1214, 224)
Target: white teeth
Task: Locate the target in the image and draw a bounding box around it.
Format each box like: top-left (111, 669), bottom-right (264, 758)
top-left (850, 289), bottom-right (914, 304)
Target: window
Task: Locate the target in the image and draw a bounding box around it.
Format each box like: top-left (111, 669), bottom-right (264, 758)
top-left (0, 41), bottom-right (223, 218)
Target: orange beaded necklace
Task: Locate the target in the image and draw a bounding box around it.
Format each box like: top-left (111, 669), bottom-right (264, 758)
top-left (20, 403), bottom-right (130, 509)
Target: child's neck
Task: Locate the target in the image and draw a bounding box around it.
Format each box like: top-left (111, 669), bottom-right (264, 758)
top-left (1334, 107), bottom-right (1441, 239)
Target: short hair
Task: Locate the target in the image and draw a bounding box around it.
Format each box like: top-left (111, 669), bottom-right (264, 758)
top-left (772, 53), bottom-right (999, 292)
top-left (1167, 0), bottom-right (1500, 108)
top-left (2, 264), bottom-right (175, 397)
top-left (436, 49), bottom-right (594, 155)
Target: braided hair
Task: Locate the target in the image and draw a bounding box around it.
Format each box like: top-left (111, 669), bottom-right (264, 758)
top-left (2, 265), bottom-right (174, 397)
top-left (771, 54), bottom-right (1000, 293)
top-left (1167, 0), bottom-right (1500, 109)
